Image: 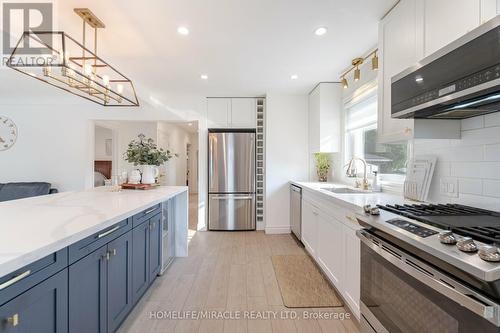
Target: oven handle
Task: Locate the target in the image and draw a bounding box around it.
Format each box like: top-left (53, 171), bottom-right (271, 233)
top-left (357, 229), bottom-right (500, 326)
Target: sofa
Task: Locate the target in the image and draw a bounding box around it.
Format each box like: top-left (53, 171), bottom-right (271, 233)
top-left (0, 182), bottom-right (58, 202)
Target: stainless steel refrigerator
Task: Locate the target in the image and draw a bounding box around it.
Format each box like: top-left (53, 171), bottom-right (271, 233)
top-left (208, 130), bottom-right (256, 230)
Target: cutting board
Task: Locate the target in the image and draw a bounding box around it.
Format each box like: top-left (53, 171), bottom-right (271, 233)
top-left (404, 155), bottom-right (437, 202)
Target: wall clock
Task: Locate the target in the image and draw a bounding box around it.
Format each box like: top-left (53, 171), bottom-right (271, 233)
top-left (0, 116), bottom-right (18, 151)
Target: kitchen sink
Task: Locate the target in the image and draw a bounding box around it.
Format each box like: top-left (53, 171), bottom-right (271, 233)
top-left (320, 187), bottom-right (370, 194)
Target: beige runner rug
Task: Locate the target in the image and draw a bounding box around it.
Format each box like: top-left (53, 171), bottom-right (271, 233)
top-left (271, 255), bottom-right (343, 308)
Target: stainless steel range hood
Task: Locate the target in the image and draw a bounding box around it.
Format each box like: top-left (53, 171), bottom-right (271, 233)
top-left (391, 15), bottom-right (500, 120)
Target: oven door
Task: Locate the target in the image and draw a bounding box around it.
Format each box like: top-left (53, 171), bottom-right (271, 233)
top-left (357, 229), bottom-right (500, 333)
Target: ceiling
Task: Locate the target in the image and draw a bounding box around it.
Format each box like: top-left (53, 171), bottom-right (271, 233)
top-left (0, 0), bottom-right (397, 103)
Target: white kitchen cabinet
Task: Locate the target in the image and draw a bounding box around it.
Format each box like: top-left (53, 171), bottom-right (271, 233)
top-left (231, 98), bottom-right (256, 128)
top-left (343, 224), bottom-right (361, 319)
top-left (377, 0), bottom-right (464, 143)
top-left (300, 190), bottom-right (361, 319)
top-left (317, 212), bottom-right (344, 289)
top-left (207, 98), bottom-right (257, 128)
top-left (301, 200), bottom-right (318, 257)
top-left (481, 0), bottom-right (500, 23)
top-left (424, 0), bottom-right (480, 56)
top-left (377, 0), bottom-right (420, 143)
top-left (308, 83), bottom-right (342, 152)
top-left (207, 98), bottom-right (231, 128)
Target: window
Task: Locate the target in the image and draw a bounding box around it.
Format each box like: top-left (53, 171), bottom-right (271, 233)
top-left (344, 87), bottom-right (408, 184)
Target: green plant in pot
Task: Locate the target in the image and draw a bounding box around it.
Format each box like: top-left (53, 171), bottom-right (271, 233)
top-left (314, 153), bottom-right (331, 182)
top-left (124, 134), bottom-right (178, 184)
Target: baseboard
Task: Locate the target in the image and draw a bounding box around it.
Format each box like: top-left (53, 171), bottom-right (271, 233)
top-left (265, 226), bottom-right (291, 234)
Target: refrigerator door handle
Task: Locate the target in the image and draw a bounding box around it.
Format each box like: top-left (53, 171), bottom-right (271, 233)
top-left (211, 195), bottom-right (254, 200)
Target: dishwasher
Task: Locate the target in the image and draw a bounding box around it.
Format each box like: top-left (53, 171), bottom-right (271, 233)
top-left (290, 184), bottom-right (302, 241)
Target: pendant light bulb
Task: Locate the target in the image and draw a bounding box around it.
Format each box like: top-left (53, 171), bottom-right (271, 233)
top-left (372, 51), bottom-right (379, 71)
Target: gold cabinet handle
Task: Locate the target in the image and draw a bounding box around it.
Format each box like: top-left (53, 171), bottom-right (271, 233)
top-left (0, 270), bottom-right (31, 291)
top-left (103, 252), bottom-right (111, 261)
top-left (97, 225), bottom-right (121, 239)
top-left (111, 249), bottom-right (117, 257)
top-left (7, 313), bottom-right (19, 327)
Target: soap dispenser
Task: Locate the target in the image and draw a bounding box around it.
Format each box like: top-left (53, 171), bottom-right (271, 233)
top-left (372, 171), bottom-right (382, 192)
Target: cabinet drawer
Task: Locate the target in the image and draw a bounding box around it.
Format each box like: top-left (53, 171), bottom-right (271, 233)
top-left (0, 269), bottom-right (68, 333)
top-left (132, 204), bottom-right (161, 227)
top-left (69, 219), bottom-right (131, 264)
top-left (0, 249), bottom-right (67, 306)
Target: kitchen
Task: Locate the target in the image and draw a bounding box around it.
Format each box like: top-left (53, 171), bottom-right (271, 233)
top-left (1, 0), bottom-right (500, 332)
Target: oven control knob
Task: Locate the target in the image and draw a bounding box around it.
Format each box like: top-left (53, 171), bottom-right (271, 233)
top-left (456, 237), bottom-right (478, 253)
top-left (438, 230), bottom-right (457, 245)
top-left (478, 245), bottom-right (500, 262)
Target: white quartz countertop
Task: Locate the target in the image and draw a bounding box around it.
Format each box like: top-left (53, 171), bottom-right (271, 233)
top-left (290, 181), bottom-right (412, 212)
top-left (0, 186), bottom-right (188, 277)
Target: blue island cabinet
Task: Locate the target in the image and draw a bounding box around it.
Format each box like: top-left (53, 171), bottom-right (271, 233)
top-left (69, 231), bottom-right (133, 333)
top-left (132, 212), bottom-right (162, 303)
top-left (0, 269), bottom-right (68, 333)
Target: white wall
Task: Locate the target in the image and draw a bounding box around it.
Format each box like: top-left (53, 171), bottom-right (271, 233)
top-left (265, 94), bottom-right (309, 234)
top-left (94, 126), bottom-right (113, 161)
top-left (157, 122), bottom-right (193, 187)
top-left (188, 132), bottom-right (199, 193)
top-left (414, 114), bottom-right (500, 211)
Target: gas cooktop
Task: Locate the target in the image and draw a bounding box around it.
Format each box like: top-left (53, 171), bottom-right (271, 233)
top-left (378, 203), bottom-right (500, 245)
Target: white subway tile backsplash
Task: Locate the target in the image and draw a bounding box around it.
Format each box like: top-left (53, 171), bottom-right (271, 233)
top-left (484, 180), bottom-right (500, 198)
top-left (415, 122), bottom-right (500, 210)
top-left (458, 178), bottom-right (482, 195)
top-left (450, 162), bottom-right (481, 178)
top-left (485, 112), bottom-right (500, 127)
top-left (461, 116), bottom-right (484, 131)
top-left (485, 144), bottom-right (500, 161)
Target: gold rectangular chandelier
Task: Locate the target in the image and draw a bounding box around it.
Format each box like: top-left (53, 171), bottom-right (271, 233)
top-left (7, 8), bottom-right (139, 107)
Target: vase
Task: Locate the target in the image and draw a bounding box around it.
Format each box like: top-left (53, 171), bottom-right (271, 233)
top-left (141, 165), bottom-right (159, 184)
top-left (128, 169), bottom-right (141, 184)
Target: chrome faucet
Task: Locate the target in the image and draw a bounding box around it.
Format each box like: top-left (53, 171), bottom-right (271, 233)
top-left (346, 157), bottom-right (369, 190)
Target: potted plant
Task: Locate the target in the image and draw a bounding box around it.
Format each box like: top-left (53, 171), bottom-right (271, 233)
top-left (124, 134), bottom-right (177, 184)
top-left (314, 153), bottom-right (331, 182)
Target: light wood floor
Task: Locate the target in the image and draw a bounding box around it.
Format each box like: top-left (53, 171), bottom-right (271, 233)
top-left (118, 231), bottom-right (360, 333)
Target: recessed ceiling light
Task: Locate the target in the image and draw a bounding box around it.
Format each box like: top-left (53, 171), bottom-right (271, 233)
top-left (291, 74), bottom-right (299, 80)
top-left (415, 76), bottom-right (424, 82)
top-left (177, 26), bottom-right (189, 35)
top-left (314, 27), bottom-right (328, 36)
top-left (200, 74), bottom-right (208, 80)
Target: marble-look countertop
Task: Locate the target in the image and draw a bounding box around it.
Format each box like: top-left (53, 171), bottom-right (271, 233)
top-left (290, 181), bottom-right (413, 212)
top-left (0, 186), bottom-right (188, 277)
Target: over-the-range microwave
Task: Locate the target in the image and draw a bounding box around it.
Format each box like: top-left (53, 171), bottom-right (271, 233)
top-left (391, 15), bottom-right (500, 119)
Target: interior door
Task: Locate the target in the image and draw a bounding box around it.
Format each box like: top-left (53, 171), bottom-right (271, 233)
top-left (208, 132), bottom-right (255, 193)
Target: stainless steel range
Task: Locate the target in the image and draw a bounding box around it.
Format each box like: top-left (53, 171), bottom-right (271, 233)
top-left (356, 203), bottom-right (500, 333)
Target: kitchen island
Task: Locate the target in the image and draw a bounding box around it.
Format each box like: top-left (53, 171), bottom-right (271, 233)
top-left (0, 186), bottom-right (188, 332)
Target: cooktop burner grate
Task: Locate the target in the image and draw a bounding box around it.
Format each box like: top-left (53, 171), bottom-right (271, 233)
top-left (378, 203), bottom-right (500, 245)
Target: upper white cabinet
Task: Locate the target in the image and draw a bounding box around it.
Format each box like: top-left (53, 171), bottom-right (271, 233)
top-left (207, 98), bottom-right (256, 128)
top-left (424, 0), bottom-right (480, 56)
top-left (231, 98), bottom-right (256, 128)
top-left (378, 0), bottom-right (421, 143)
top-left (377, 0), bottom-right (497, 143)
top-left (308, 82), bottom-right (342, 153)
top-left (481, 0), bottom-right (500, 23)
top-left (207, 98), bottom-right (231, 128)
